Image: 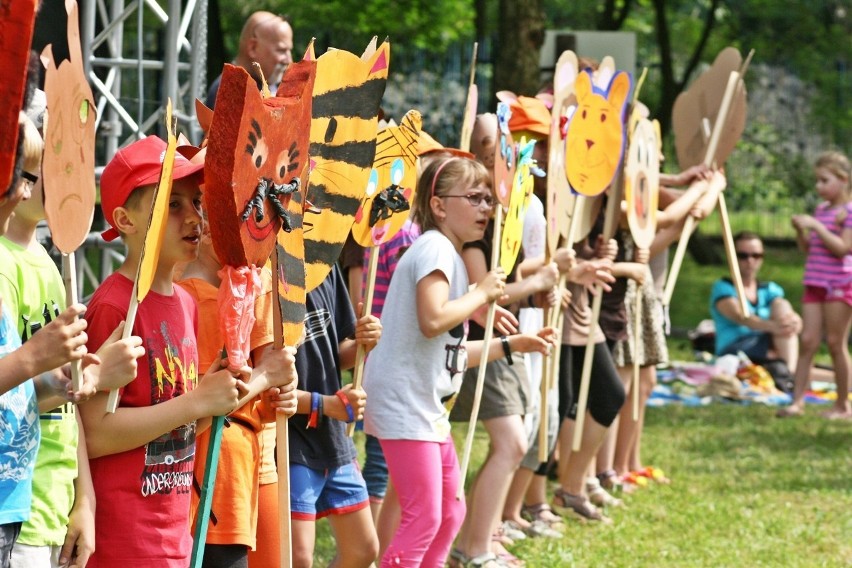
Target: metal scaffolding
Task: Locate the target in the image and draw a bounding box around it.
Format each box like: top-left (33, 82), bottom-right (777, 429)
top-left (80, 0), bottom-right (208, 171)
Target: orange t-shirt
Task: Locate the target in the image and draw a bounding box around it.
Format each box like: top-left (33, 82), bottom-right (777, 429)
top-left (180, 269), bottom-right (275, 549)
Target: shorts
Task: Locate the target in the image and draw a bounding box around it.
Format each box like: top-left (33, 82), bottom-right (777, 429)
top-left (0, 523), bottom-right (21, 568)
top-left (719, 333), bottom-right (771, 361)
top-left (803, 284), bottom-right (852, 306)
top-left (449, 357), bottom-right (531, 422)
top-left (290, 461), bottom-right (370, 521)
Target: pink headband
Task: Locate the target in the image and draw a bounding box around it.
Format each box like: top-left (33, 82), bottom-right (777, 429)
top-left (430, 157), bottom-right (461, 197)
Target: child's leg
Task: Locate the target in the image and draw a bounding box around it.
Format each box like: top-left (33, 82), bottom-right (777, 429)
top-left (326, 507), bottom-right (379, 568)
top-left (821, 301), bottom-right (852, 415)
top-left (770, 299), bottom-right (800, 371)
top-left (457, 414), bottom-right (526, 557)
top-left (503, 466), bottom-right (535, 525)
top-left (380, 438), bottom-right (465, 568)
top-left (247, 482), bottom-right (279, 568)
top-left (376, 482), bottom-right (400, 559)
top-left (630, 365), bottom-right (657, 472)
top-left (363, 433), bottom-right (389, 523)
top-left (291, 519), bottom-right (317, 568)
top-left (788, 303), bottom-right (824, 410)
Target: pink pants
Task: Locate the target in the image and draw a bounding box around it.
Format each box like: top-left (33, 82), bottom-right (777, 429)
top-left (379, 436), bottom-right (466, 568)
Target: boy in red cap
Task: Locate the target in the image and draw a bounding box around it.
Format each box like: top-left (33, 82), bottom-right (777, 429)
top-left (77, 135), bottom-right (244, 567)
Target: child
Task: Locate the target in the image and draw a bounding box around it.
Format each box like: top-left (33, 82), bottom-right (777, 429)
top-left (77, 136), bottom-right (243, 567)
top-left (1, 105), bottom-right (144, 568)
top-left (288, 263), bottom-right (382, 568)
top-left (783, 151), bottom-right (852, 419)
top-left (180, 210), bottom-right (299, 566)
top-left (363, 156), bottom-right (554, 568)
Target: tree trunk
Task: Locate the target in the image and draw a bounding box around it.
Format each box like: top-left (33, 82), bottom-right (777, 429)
top-left (493, 0), bottom-right (545, 101)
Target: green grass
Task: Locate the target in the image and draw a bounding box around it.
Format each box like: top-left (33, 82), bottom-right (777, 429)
top-left (314, 406), bottom-right (852, 567)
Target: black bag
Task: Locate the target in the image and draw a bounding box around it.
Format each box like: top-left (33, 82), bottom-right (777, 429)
top-left (759, 358), bottom-right (794, 394)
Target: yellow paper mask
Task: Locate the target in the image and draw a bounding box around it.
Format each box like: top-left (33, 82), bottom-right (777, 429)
top-left (500, 138), bottom-right (536, 274)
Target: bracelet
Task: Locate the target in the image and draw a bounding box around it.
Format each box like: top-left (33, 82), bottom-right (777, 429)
top-left (501, 336), bottom-right (514, 366)
top-left (307, 392), bottom-right (319, 428)
top-left (318, 394), bottom-right (324, 424)
top-left (335, 390), bottom-right (355, 423)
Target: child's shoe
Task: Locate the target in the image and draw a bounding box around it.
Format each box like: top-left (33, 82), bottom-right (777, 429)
top-left (585, 476), bottom-right (624, 508)
top-left (552, 488), bottom-right (612, 524)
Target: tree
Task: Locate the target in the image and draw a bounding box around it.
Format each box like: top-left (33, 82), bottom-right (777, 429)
top-left (492, 0), bottom-right (546, 96)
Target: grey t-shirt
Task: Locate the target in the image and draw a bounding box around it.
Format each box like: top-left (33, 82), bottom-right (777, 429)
top-left (363, 230), bottom-right (469, 442)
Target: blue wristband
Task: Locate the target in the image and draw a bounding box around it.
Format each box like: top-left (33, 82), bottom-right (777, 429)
top-left (335, 390), bottom-right (355, 423)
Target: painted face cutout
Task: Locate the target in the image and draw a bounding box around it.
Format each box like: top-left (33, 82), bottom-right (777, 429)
top-left (41, 0), bottom-right (97, 254)
top-left (352, 110), bottom-right (421, 247)
top-left (547, 50), bottom-right (578, 256)
top-left (493, 102), bottom-right (516, 207)
top-left (624, 112), bottom-right (660, 249)
top-left (0, 0), bottom-right (37, 191)
top-left (500, 138), bottom-right (536, 274)
top-left (302, 41), bottom-right (390, 291)
top-left (565, 69), bottom-right (631, 197)
top-left (204, 59), bottom-right (315, 269)
top-left (672, 47), bottom-right (746, 170)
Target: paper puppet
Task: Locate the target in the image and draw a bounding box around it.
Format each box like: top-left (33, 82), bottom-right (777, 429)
top-left (302, 41), bottom-right (390, 291)
top-left (624, 109), bottom-right (661, 250)
top-left (500, 137), bottom-right (536, 274)
top-left (493, 103), bottom-right (517, 207)
top-left (352, 110), bottom-right (421, 248)
top-left (204, 60), bottom-right (315, 353)
top-left (672, 47), bottom-right (747, 170)
top-left (547, 51), bottom-right (578, 256)
top-left (565, 69), bottom-right (631, 197)
top-left (0, 0), bottom-right (37, 191)
top-left (41, 0), bottom-right (97, 253)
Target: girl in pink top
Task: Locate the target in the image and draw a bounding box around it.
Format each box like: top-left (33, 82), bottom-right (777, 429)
top-left (782, 151), bottom-right (852, 418)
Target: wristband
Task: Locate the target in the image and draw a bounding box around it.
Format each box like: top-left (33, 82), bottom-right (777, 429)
top-left (318, 394), bottom-right (324, 425)
top-left (501, 336), bottom-right (514, 366)
top-left (335, 390), bottom-right (355, 423)
top-left (307, 392), bottom-right (319, 428)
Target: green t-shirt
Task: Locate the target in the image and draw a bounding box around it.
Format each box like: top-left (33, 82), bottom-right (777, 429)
top-left (0, 236), bottom-right (78, 546)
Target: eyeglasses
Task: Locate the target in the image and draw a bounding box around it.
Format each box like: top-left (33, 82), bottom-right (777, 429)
top-left (736, 252), bottom-right (764, 260)
top-left (442, 193), bottom-right (496, 208)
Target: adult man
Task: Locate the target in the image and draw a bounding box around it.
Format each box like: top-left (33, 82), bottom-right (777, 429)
top-left (710, 231), bottom-right (801, 370)
top-left (205, 11), bottom-right (293, 107)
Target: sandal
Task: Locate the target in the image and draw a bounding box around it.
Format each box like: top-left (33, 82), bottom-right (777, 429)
top-left (491, 526), bottom-right (515, 547)
top-left (586, 477), bottom-right (624, 508)
top-left (776, 405), bottom-right (804, 418)
top-left (524, 519), bottom-right (562, 538)
top-left (596, 469), bottom-right (624, 494)
top-left (499, 520), bottom-right (527, 542)
top-left (460, 551), bottom-right (501, 568)
top-left (521, 503), bottom-right (566, 532)
top-left (634, 466), bottom-right (670, 485)
top-left (551, 488), bottom-right (612, 524)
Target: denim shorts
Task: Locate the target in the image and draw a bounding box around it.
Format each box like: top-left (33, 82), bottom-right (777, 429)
top-left (719, 333), bottom-right (771, 361)
top-left (290, 461), bottom-right (369, 520)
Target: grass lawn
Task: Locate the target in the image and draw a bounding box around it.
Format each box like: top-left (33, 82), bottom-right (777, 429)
top-left (310, 243), bottom-right (848, 565)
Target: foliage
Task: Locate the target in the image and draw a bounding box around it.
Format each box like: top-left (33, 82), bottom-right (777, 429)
top-left (217, 0), bottom-right (476, 59)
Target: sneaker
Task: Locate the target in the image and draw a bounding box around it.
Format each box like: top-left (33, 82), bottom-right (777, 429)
top-left (552, 488), bottom-right (612, 524)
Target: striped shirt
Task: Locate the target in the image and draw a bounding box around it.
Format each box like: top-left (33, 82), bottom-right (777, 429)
top-left (803, 201), bottom-right (852, 289)
top-left (363, 219), bottom-right (421, 318)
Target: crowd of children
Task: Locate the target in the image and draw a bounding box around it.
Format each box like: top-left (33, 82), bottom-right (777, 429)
top-left (2, 31), bottom-right (851, 568)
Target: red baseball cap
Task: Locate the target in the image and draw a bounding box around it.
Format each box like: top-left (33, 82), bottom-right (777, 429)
top-left (100, 135), bottom-right (205, 241)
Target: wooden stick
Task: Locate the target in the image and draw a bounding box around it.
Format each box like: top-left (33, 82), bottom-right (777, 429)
top-left (63, 253), bottom-right (83, 392)
top-left (347, 245), bottom-right (380, 437)
top-left (458, 43), bottom-right (479, 153)
top-left (189, 414), bottom-right (226, 568)
top-left (105, 282), bottom-right (140, 413)
top-left (718, 191), bottom-right (748, 315)
top-left (632, 291), bottom-right (642, 421)
top-left (272, 248), bottom-right (292, 568)
top-left (662, 215), bottom-right (696, 308)
top-left (457, 205), bottom-right (503, 500)
top-left (572, 185), bottom-right (622, 452)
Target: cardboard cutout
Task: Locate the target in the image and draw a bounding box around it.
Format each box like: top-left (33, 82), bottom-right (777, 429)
top-left (547, 51), bottom-right (578, 257)
top-left (204, 61), bottom-right (315, 270)
top-left (0, 0), bottom-right (37, 190)
top-left (302, 41), bottom-right (390, 291)
top-left (41, 0), bottom-right (96, 253)
top-left (565, 69), bottom-right (631, 197)
top-left (672, 47), bottom-right (746, 170)
top-left (624, 112), bottom-right (660, 250)
top-left (493, 103), bottom-right (516, 207)
top-left (352, 110), bottom-right (421, 247)
top-left (500, 137), bottom-right (535, 274)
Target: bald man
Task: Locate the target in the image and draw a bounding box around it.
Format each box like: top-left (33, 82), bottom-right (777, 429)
top-left (205, 11), bottom-right (294, 107)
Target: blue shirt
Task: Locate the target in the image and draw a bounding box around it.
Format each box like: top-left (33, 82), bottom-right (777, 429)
top-left (710, 278), bottom-right (784, 355)
top-left (0, 309), bottom-right (39, 525)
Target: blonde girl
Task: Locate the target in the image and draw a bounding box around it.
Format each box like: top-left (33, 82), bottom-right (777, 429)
top-left (363, 157), bottom-right (553, 568)
top-left (782, 151), bottom-right (852, 418)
